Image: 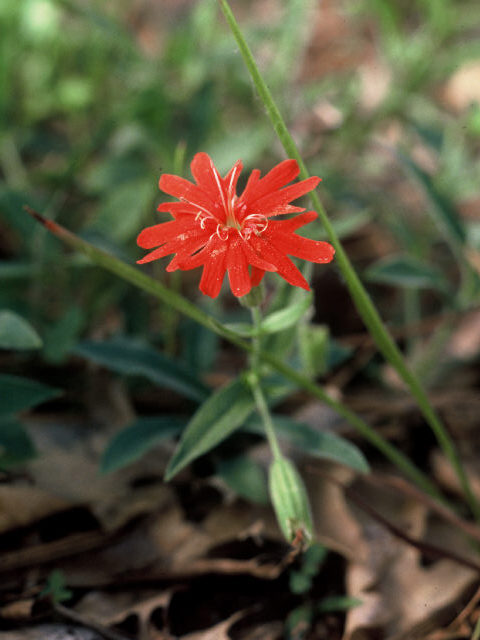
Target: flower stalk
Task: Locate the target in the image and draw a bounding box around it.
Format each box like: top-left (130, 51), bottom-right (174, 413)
top-left (248, 305), bottom-right (282, 461)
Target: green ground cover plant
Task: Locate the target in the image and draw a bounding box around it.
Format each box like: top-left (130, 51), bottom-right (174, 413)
top-left (2, 0), bottom-right (480, 637)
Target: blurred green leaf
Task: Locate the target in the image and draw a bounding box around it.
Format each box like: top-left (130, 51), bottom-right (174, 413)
top-left (364, 254), bottom-right (446, 290)
top-left (261, 294), bottom-right (313, 334)
top-left (225, 295), bottom-right (312, 337)
top-left (206, 124), bottom-right (272, 174)
top-left (0, 418), bottom-right (36, 468)
top-left (74, 338), bottom-right (209, 403)
top-left (40, 569), bottom-right (73, 604)
top-left (181, 319), bottom-right (219, 374)
top-left (0, 257), bottom-right (89, 281)
top-left (165, 379), bottom-right (255, 480)
top-left (289, 543), bottom-right (328, 594)
top-left (331, 210), bottom-right (371, 239)
top-left (285, 603), bottom-right (314, 640)
top-left (0, 310), bottom-right (42, 350)
top-left (245, 415), bottom-right (369, 473)
top-left (316, 595), bottom-right (362, 614)
top-left (397, 151), bottom-right (466, 247)
top-left (299, 324), bottom-right (329, 378)
top-left (101, 416), bottom-right (185, 474)
top-left (0, 374), bottom-right (61, 418)
top-left (42, 306), bottom-right (85, 363)
top-left (217, 454), bottom-right (269, 504)
top-left (86, 180), bottom-right (154, 243)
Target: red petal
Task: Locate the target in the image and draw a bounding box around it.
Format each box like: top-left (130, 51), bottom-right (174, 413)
top-left (239, 159), bottom-right (299, 206)
top-left (190, 153), bottom-right (225, 201)
top-left (249, 235), bottom-right (310, 290)
top-left (159, 174), bottom-right (220, 219)
top-left (137, 218), bottom-right (195, 249)
top-left (223, 159), bottom-right (243, 194)
top-left (198, 237), bottom-right (229, 298)
top-left (157, 201), bottom-right (199, 216)
top-left (239, 168), bottom-right (261, 204)
top-left (226, 236), bottom-right (251, 297)
top-left (167, 237), bottom-right (211, 271)
top-left (137, 247), bottom-right (171, 264)
top-left (248, 176), bottom-right (320, 217)
top-left (241, 237), bottom-right (276, 272)
top-left (270, 232), bottom-right (335, 263)
top-left (250, 266), bottom-right (265, 288)
top-left (137, 226), bottom-right (210, 264)
top-left (269, 210), bottom-right (318, 232)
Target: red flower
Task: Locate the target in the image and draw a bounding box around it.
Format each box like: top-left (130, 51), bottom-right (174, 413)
top-left (137, 153), bottom-right (335, 298)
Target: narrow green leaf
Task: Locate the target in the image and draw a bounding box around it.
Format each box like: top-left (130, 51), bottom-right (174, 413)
top-left (397, 151), bottom-right (466, 247)
top-left (316, 596), bottom-right (362, 614)
top-left (74, 338), bottom-right (209, 403)
top-left (0, 374), bottom-right (61, 418)
top-left (261, 294), bottom-right (312, 334)
top-left (245, 415), bottom-right (369, 473)
top-left (165, 379), bottom-right (255, 480)
top-left (364, 254), bottom-right (446, 290)
top-left (0, 310), bottom-right (42, 350)
top-left (217, 455), bottom-right (269, 504)
top-left (224, 322), bottom-right (255, 337)
top-left (101, 416), bottom-right (185, 474)
top-left (0, 418), bottom-right (36, 468)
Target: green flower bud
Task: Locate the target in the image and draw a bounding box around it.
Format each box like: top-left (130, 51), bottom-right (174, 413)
top-left (269, 456), bottom-right (314, 547)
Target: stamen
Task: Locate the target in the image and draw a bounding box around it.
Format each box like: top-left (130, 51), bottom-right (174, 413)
top-left (210, 159), bottom-right (228, 218)
top-left (216, 224), bottom-right (229, 241)
top-left (228, 164), bottom-right (239, 199)
top-left (242, 214), bottom-right (268, 237)
top-left (181, 197), bottom-right (215, 218)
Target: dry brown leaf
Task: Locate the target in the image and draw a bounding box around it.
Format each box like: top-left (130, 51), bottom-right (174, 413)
top-left (431, 451), bottom-right (480, 499)
top-left (447, 309), bottom-right (480, 360)
top-left (0, 625), bottom-right (103, 640)
top-left (0, 485), bottom-right (69, 534)
top-left (341, 479), bottom-right (478, 640)
top-left (75, 589), bottom-right (173, 640)
top-left (26, 419), bottom-right (175, 531)
top-left (0, 599), bottom-right (35, 621)
top-left (306, 463), bottom-right (366, 561)
top-left (179, 610), bottom-right (245, 640)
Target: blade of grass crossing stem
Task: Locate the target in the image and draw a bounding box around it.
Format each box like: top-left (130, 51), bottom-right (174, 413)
top-left (216, 0), bottom-right (480, 523)
top-left (23, 209), bottom-right (445, 504)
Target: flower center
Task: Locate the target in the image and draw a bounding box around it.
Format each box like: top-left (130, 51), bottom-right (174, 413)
top-left (192, 161), bottom-right (269, 242)
top-left (195, 210), bottom-right (268, 241)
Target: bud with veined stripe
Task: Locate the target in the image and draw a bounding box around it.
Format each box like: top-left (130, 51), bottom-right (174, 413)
top-left (269, 456), bottom-right (314, 547)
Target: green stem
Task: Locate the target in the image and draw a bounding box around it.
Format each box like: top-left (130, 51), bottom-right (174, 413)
top-left (25, 209), bottom-right (444, 505)
top-left (249, 306), bottom-right (283, 460)
top-left (252, 382), bottom-right (283, 461)
top-left (217, 0), bottom-right (480, 523)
